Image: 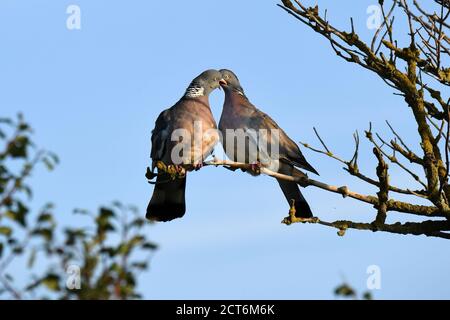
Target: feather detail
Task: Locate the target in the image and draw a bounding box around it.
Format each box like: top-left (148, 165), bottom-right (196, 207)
top-left (184, 86), bottom-right (205, 98)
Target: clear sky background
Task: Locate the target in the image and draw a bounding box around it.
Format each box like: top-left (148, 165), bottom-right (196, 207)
top-left (1, 0), bottom-right (449, 299)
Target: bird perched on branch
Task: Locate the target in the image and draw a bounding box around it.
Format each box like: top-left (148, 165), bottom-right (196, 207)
top-left (146, 70), bottom-right (222, 222)
top-left (218, 69), bottom-right (318, 218)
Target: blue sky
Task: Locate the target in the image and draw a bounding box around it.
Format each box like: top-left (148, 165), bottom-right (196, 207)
top-left (1, 0), bottom-right (449, 299)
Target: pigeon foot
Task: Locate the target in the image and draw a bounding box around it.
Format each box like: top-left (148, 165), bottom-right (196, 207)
top-left (249, 161), bottom-right (262, 175)
top-left (281, 200), bottom-right (319, 225)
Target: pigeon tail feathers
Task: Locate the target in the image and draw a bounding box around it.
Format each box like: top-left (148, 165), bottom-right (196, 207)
top-left (146, 173), bottom-right (187, 222)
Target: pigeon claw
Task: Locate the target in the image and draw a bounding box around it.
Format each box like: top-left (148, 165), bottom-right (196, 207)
top-left (155, 162), bottom-right (186, 179)
top-left (175, 165), bottom-right (185, 174)
top-left (145, 167), bottom-right (157, 181)
top-left (249, 161), bottom-right (262, 175)
top-left (281, 199), bottom-right (319, 225)
top-left (282, 216), bottom-right (320, 225)
top-left (193, 163), bottom-right (203, 171)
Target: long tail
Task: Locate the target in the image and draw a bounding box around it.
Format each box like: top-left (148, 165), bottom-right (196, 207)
top-left (146, 173), bottom-right (187, 222)
top-left (276, 166), bottom-right (313, 218)
top-left (276, 179), bottom-right (313, 218)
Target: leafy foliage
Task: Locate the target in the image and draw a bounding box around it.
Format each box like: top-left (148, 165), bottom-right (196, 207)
top-left (334, 283), bottom-right (373, 300)
top-left (0, 114), bottom-right (157, 299)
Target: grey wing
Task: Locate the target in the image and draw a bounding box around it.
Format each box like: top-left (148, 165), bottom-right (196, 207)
top-left (256, 110), bottom-right (319, 175)
top-left (150, 109), bottom-right (171, 163)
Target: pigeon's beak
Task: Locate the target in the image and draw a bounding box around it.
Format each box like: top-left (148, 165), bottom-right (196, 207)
top-left (219, 79), bottom-right (228, 88)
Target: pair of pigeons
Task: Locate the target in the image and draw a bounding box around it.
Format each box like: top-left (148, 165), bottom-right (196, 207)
top-left (147, 69), bottom-right (318, 222)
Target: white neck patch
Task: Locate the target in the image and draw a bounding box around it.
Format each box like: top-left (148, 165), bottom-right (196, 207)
top-left (184, 86), bottom-right (205, 98)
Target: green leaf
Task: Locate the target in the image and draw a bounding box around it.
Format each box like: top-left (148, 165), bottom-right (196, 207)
top-left (100, 247), bottom-right (116, 257)
top-left (6, 201), bottom-right (29, 227)
top-left (363, 291), bottom-right (373, 300)
top-left (129, 235), bottom-right (145, 247)
top-left (98, 208), bottom-right (116, 220)
top-left (73, 208), bottom-right (90, 215)
top-left (117, 243), bottom-right (129, 255)
top-left (142, 242), bottom-right (158, 251)
top-left (0, 226), bottom-right (12, 237)
top-left (7, 136), bottom-right (29, 158)
top-left (111, 201), bottom-right (123, 209)
top-left (109, 263), bottom-right (121, 273)
top-left (334, 283), bottom-right (356, 297)
top-left (64, 229), bottom-right (86, 246)
top-left (117, 236), bottom-right (145, 256)
top-left (96, 222), bottom-right (115, 237)
top-left (41, 274), bottom-right (61, 291)
top-left (131, 262), bottom-right (148, 270)
top-left (18, 123), bottom-right (29, 131)
top-left (0, 118), bottom-right (13, 124)
top-left (84, 255), bottom-right (99, 274)
top-left (42, 157), bottom-right (55, 171)
top-left (37, 213), bottom-right (53, 223)
top-left (129, 218), bottom-right (145, 228)
top-left (32, 228), bottom-right (53, 242)
top-left (125, 271), bottom-right (136, 286)
top-left (12, 246), bottom-right (23, 254)
top-left (48, 152), bottom-right (59, 165)
top-left (27, 248), bottom-right (37, 268)
top-left (22, 185), bottom-right (33, 199)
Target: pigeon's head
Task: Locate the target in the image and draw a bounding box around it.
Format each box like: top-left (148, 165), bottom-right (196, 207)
top-left (186, 69), bottom-right (223, 97)
top-left (219, 69), bottom-right (245, 96)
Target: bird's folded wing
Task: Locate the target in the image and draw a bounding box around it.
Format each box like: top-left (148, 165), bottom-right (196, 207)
top-left (151, 109), bottom-right (171, 162)
top-left (254, 109), bottom-right (319, 175)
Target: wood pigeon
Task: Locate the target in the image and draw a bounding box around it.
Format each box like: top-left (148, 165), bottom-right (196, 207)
top-left (147, 69), bottom-right (222, 222)
top-left (218, 69), bottom-right (318, 218)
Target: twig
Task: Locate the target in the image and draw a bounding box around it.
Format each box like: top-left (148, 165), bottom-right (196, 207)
top-left (313, 127), bottom-right (331, 155)
top-left (373, 148), bottom-right (389, 225)
top-left (317, 219), bottom-right (450, 239)
top-left (202, 159), bottom-right (446, 217)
